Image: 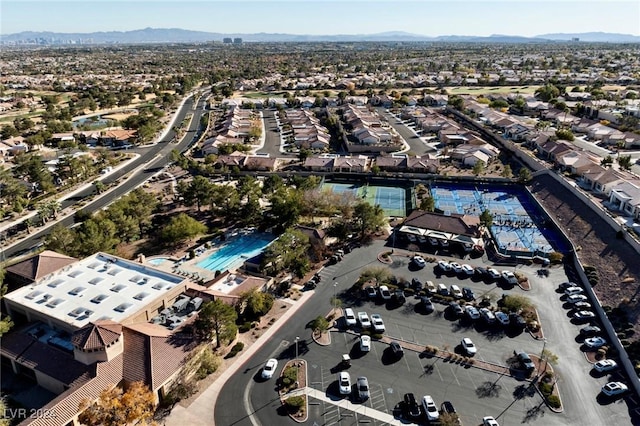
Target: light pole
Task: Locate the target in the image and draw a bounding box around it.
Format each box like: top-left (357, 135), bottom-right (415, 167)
top-left (333, 282), bottom-right (338, 313)
top-left (538, 338), bottom-right (547, 378)
top-left (295, 336), bottom-right (300, 387)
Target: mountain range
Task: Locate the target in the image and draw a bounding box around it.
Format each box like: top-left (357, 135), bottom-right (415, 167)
top-left (1, 28), bottom-right (639, 44)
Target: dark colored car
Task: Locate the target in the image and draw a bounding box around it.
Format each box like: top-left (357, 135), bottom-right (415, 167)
top-left (365, 286), bottom-right (377, 299)
top-left (462, 287), bottom-right (475, 301)
top-left (515, 350), bottom-right (535, 374)
top-left (580, 325), bottom-right (602, 337)
top-left (441, 400), bottom-right (457, 415)
top-left (559, 281), bottom-right (578, 291)
top-left (509, 313), bottom-right (526, 329)
top-left (474, 266), bottom-right (487, 278)
top-left (449, 302), bottom-right (464, 317)
top-left (412, 278), bottom-right (425, 292)
top-left (421, 296), bottom-right (434, 313)
top-left (403, 393), bottom-right (421, 420)
top-left (393, 289), bottom-right (406, 305)
top-left (390, 341), bottom-right (404, 357)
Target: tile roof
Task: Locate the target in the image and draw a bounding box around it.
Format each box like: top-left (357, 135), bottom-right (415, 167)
top-left (20, 355), bottom-right (123, 426)
top-left (404, 210), bottom-right (479, 237)
top-left (72, 320), bottom-right (122, 351)
top-left (122, 325), bottom-right (197, 390)
top-left (1, 332), bottom-right (94, 388)
top-left (6, 250), bottom-right (77, 283)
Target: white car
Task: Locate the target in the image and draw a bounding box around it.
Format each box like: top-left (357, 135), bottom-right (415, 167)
top-left (594, 359), bottom-right (618, 372)
top-left (601, 381), bottom-right (628, 396)
top-left (564, 286), bottom-right (584, 296)
top-left (370, 314), bottom-right (385, 333)
top-left (584, 337), bottom-right (607, 349)
top-left (461, 337), bottom-right (477, 356)
top-left (379, 285), bottom-right (392, 300)
top-left (501, 270), bottom-right (518, 284)
top-left (465, 305), bottom-right (480, 320)
top-left (422, 395), bottom-right (439, 421)
top-left (487, 268), bottom-right (501, 280)
top-left (479, 307), bottom-right (496, 323)
top-left (343, 308), bottom-right (357, 327)
top-left (461, 264), bottom-right (474, 275)
top-left (495, 311), bottom-right (510, 326)
top-left (412, 255), bottom-right (427, 268)
top-left (261, 358), bottom-right (278, 379)
top-left (338, 371), bottom-right (351, 395)
top-left (437, 260), bottom-right (451, 271)
top-left (450, 262), bottom-right (462, 273)
top-left (483, 416), bottom-right (500, 426)
top-left (450, 284), bottom-right (463, 298)
top-left (358, 312), bottom-right (371, 328)
top-left (360, 335), bottom-right (371, 352)
top-left (566, 294), bottom-right (588, 304)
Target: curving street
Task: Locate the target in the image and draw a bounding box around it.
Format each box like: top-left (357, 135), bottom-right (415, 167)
top-left (1, 93), bottom-right (209, 260)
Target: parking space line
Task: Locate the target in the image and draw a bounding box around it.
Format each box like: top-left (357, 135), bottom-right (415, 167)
top-left (465, 368), bottom-right (477, 389)
top-left (434, 362), bottom-right (444, 381)
top-left (448, 365), bottom-right (462, 387)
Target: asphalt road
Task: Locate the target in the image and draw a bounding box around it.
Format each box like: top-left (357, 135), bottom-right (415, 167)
top-left (215, 239), bottom-right (637, 426)
top-left (376, 107), bottom-right (436, 156)
top-left (1, 94), bottom-right (209, 260)
top-left (256, 109), bottom-right (287, 158)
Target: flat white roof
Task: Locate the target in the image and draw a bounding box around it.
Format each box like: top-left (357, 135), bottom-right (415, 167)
top-left (5, 253), bottom-right (184, 329)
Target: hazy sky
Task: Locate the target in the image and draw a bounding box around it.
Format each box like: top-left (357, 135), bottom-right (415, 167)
top-left (2, 0), bottom-right (639, 36)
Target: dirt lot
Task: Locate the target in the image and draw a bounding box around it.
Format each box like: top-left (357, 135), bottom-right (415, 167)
top-left (530, 174), bottom-right (640, 334)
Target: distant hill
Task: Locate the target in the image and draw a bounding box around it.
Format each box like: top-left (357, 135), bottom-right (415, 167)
top-left (535, 32), bottom-right (640, 42)
top-left (1, 28), bottom-right (639, 44)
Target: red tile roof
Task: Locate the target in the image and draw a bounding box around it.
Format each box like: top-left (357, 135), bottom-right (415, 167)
top-left (6, 250), bottom-right (77, 283)
top-left (72, 320), bottom-right (122, 351)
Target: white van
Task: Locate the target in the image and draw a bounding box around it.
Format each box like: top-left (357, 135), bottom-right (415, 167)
top-left (344, 308), bottom-right (357, 327)
top-left (437, 283), bottom-right (449, 296)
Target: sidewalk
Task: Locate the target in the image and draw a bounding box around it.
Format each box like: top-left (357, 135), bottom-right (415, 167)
top-left (162, 290), bottom-right (314, 426)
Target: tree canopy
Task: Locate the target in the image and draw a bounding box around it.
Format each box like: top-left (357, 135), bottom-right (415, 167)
top-left (160, 213), bottom-right (208, 246)
top-left (195, 300), bottom-right (238, 348)
top-left (78, 381), bottom-right (155, 426)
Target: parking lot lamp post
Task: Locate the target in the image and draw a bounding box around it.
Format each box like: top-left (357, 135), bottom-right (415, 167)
top-left (295, 336), bottom-right (300, 386)
top-left (333, 282), bottom-right (338, 312)
top-left (538, 338), bottom-right (547, 378)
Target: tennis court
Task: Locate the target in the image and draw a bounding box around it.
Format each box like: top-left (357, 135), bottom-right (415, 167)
top-left (431, 183), bottom-right (563, 257)
top-left (322, 182), bottom-right (406, 217)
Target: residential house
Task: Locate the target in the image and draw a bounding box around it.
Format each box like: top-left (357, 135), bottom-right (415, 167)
top-left (303, 156), bottom-right (334, 172)
top-left (333, 156), bottom-right (369, 173)
top-left (608, 180), bottom-right (640, 218)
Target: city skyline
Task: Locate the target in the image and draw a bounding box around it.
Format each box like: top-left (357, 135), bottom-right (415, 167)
top-left (1, 0), bottom-right (639, 37)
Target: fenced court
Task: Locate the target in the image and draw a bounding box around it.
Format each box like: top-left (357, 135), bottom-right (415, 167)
top-left (322, 182), bottom-right (406, 217)
top-left (431, 183), bottom-right (567, 257)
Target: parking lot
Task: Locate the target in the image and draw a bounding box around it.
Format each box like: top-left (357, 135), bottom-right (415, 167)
top-left (308, 238), bottom-right (637, 425)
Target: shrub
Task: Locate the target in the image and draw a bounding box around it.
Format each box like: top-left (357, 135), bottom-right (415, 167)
top-left (239, 322), bottom-right (253, 333)
top-left (539, 382), bottom-right (553, 396)
top-left (372, 333), bottom-right (384, 340)
top-left (281, 365), bottom-right (298, 388)
top-left (196, 348), bottom-right (221, 379)
top-left (285, 395), bottom-right (305, 413)
top-left (547, 395), bottom-right (561, 408)
top-left (548, 252), bottom-right (563, 264)
top-left (226, 342), bottom-right (244, 358)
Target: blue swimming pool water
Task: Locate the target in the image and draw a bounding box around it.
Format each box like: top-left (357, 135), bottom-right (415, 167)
top-left (148, 257), bottom-right (169, 266)
top-left (196, 233), bottom-right (275, 272)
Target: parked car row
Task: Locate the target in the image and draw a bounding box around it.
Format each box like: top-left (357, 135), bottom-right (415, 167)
top-left (558, 282), bottom-right (628, 398)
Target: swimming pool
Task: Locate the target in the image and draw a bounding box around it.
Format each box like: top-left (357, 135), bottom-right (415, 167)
top-left (196, 233), bottom-right (275, 272)
top-left (148, 257), bottom-right (170, 266)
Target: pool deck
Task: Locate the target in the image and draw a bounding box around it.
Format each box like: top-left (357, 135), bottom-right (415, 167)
top-left (145, 245), bottom-right (227, 284)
